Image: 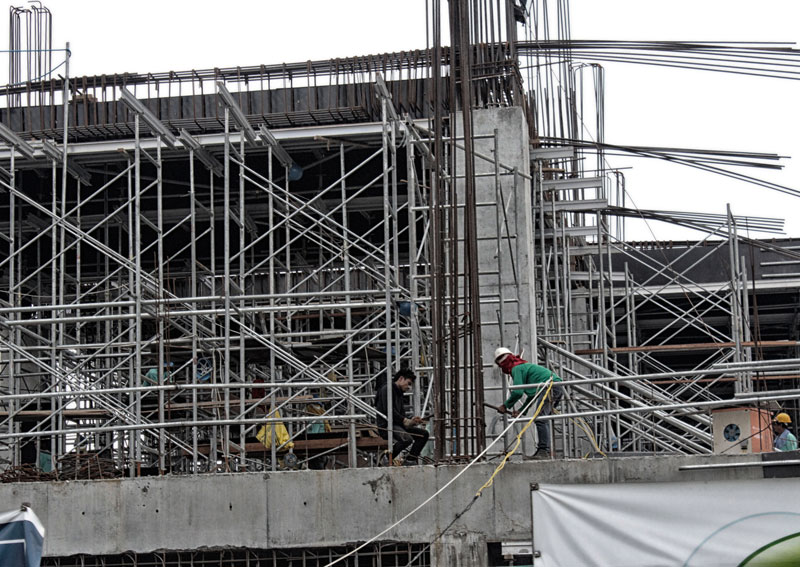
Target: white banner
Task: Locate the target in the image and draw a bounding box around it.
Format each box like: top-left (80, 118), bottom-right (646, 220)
top-left (532, 478), bottom-right (800, 567)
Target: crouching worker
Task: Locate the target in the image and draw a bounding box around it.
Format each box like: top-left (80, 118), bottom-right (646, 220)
top-left (494, 347), bottom-right (563, 459)
top-left (375, 368), bottom-right (429, 465)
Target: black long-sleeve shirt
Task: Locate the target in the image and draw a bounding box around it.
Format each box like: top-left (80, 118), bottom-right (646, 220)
top-left (375, 381), bottom-right (407, 432)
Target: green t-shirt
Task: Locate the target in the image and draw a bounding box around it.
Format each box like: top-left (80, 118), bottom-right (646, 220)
top-left (775, 429), bottom-right (798, 451)
top-left (503, 362), bottom-right (561, 410)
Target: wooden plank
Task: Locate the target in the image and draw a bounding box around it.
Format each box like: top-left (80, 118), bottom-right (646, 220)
top-left (190, 432), bottom-right (387, 456)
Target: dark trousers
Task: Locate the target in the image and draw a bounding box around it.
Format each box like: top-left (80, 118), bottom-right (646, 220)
top-left (386, 425), bottom-right (429, 461)
top-left (534, 384), bottom-right (564, 451)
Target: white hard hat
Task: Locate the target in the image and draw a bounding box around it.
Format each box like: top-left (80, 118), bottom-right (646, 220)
top-left (494, 347), bottom-right (513, 363)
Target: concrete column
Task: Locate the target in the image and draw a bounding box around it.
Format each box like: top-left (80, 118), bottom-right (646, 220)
top-left (433, 532), bottom-right (489, 566)
top-left (467, 107), bottom-right (533, 408)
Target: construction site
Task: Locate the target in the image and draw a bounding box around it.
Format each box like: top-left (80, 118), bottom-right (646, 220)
top-left (0, 1), bottom-right (799, 566)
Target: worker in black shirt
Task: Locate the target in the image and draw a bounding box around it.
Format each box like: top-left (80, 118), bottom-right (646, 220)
top-left (374, 368), bottom-right (429, 465)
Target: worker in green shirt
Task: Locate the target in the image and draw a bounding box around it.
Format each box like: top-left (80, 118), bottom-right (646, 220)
top-left (494, 347), bottom-right (563, 459)
top-left (772, 412), bottom-right (798, 451)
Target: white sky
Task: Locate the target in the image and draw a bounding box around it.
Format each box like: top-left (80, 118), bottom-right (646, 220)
top-left (569, 0), bottom-right (800, 241)
top-left (11, 0), bottom-right (800, 240)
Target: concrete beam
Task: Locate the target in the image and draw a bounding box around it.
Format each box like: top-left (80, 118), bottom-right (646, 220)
top-left (0, 120), bottom-right (431, 161)
top-left (0, 453), bottom-right (774, 558)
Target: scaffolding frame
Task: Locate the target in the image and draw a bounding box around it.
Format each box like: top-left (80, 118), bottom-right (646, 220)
top-left (0, 2), bottom-right (799, 480)
top-left (519, 0), bottom-right (800, 458)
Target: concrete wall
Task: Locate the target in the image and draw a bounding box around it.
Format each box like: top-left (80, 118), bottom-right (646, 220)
top-left (0, 453), bottom-right (772, 559)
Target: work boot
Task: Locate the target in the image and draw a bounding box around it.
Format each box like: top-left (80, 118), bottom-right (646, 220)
top-left (380, 451), bottom-right (403, 467)
top-left (525, 449), bottom-right (550, 461)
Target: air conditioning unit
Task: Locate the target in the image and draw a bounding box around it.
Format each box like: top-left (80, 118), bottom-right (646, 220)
top-left (712, 407), bottom-right (772, 454)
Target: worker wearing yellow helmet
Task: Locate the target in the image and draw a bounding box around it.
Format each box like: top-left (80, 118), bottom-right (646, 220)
top-left (772, 412), bottom-right (798, 452)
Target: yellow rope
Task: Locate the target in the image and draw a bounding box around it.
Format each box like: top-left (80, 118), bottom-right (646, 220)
top-left (476, 380), bottom-right (554, 498)
top-left (575, 416), bottom-right (607, 458)
top-left (557, 408), bottom-right (607, 458)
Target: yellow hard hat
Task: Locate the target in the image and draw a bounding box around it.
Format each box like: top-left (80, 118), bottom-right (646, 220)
top-left (774, 412), bottom-right (792, 424)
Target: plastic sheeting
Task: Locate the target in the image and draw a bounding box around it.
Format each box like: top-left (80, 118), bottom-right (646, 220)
top-left (532, 478), bottom-right (800, 567)
top-left (256, 410), bottom-right (294, 450)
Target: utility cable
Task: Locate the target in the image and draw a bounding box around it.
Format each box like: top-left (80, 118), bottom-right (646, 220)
top-left (402, 381), bottom-right (555, 566)
top-left (477, 380), bottom-right (553, 496)
top-left (323, 381), bottom-right (553, 567)
top-left (2, 57), bottom-right (66, 87)
top-left (563, 410), bottom-right (607, 458)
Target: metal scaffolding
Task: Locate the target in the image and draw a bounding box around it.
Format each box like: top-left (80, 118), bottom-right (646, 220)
top-left (520, 0), bottom-right (800, 458)
top-left (0, 70), bottom-right (414, 475)
top-left (0, 41), bottom-right (518, 474)
top-left (40, 543), bottom-right (430, 567)
top-left (0, 1), bottom-right (799, 484)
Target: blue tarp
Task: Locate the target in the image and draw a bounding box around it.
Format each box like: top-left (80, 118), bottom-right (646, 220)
top-left (0, 507), bottom-right (45, 567)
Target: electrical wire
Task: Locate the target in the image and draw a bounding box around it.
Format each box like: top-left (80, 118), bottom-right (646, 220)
top-left (551, 407), bottom-right (608, 458)
top-left (2, 57), bottom-right (67, 87)
top-left (400, 381), bottom-right (555, 567)
top-left (477, 380), bottom-right (554, 496)
top-left (323, 381), bottom-right (553, 567)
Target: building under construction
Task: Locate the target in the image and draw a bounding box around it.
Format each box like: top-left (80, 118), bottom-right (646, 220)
top-left (0, 2), bottom-right (799, 566)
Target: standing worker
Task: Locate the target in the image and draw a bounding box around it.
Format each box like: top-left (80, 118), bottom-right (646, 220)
top-left (374, 368), bottom-right (429, 465)
top-left (494, 347), bottom-right (563, 459)
top-left (772, 412), bottom-right (798, 451)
